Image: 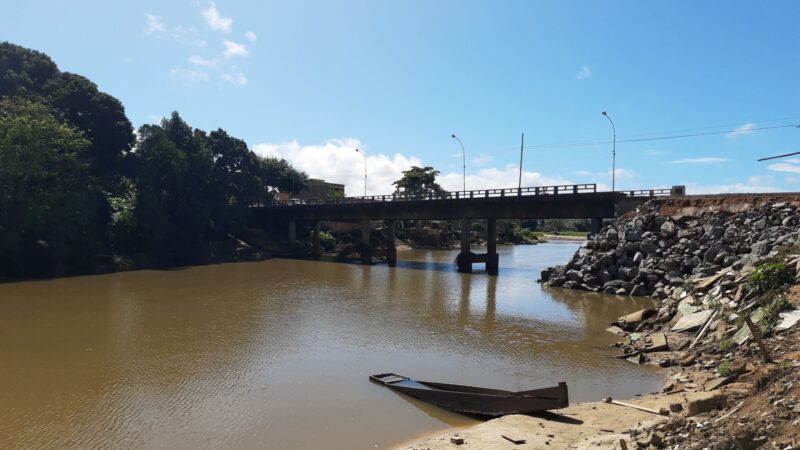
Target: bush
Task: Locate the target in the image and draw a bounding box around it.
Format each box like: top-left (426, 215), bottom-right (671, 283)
top-left (512, 227), bottom-right (540, 243)
top-left (319, 230), bottom-right (337, 252)
top-left (747, 263), bottom-right (794, 295)
top-left (718, 361), bottom-right (732, 377)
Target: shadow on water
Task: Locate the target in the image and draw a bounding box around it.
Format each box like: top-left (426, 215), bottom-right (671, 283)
top-left (313, 253), bottom-right (535, 277)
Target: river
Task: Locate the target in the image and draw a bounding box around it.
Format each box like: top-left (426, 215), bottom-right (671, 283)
top-left (0, 242), bottom-right (662, 449)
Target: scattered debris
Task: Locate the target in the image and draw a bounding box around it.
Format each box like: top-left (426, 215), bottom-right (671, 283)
top-left (604, 397), bottom-right (668, 416)
top-left (500, 434), bottom-right (526, 445)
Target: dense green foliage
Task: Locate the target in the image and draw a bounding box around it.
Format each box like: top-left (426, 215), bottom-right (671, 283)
top-left (392, 166), bottom-right (445, 198)
top-left (0, 97), bottom-right (103, 276)
top-left (0, 42), bottom-right (134, 180)
top-left (0, 42), bottom-right (307, 278)
top-left (747, 263), bottom-right (795, 295)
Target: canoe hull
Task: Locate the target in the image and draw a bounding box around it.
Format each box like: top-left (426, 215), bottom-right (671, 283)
top-left (370, 373), bottom-right (569, 416)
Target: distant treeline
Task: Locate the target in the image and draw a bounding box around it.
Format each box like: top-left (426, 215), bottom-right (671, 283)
top-left (0, 42), bottom-right (307, 279)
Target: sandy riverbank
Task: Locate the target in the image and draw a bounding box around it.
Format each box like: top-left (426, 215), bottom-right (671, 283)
top-left (395, 394), bottom-right (674, 449)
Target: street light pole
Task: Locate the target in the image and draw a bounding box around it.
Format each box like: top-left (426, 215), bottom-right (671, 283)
top-left (602, 111), bottom-right (617, 192)
top-left (355, 148), bottom-right (367, 197)
top-left (451, 134), bottom-right (466, 191)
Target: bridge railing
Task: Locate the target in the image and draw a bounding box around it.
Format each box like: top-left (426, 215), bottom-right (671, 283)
top-left (622, 188), bottom-right (672, 197)
top-left (266, 183), bottom-right (599, 206)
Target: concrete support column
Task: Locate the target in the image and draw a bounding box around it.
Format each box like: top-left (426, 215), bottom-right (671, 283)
top-left (457, 218), bottom-right (472, 273)
top-left (486, 218), bottom-right (499, 275)
top-left (312, 221), bottom-right (321, 260)
top-left (386, 220), bottom-right (397, 267)
top-left (360, 218), bottom-right (372, 265)
top-left (288, 220), bottom-right (297, 243)
top-left (591, 217), bottom-right (603, 235)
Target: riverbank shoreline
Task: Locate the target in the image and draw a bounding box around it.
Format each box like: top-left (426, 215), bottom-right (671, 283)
top-left (394, 394), bottom-right (673, 450)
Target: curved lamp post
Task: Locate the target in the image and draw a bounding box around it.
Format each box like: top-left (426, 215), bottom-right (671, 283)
top-left (602, 111), bottom-right (617, 192)
top-left (355, 148), bottom-right (367, 197)
top-left (451, 134), bottom-right (466, 191)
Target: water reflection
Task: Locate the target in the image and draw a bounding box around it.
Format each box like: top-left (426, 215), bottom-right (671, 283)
top-left (0, 243), bottom-right (662, 450)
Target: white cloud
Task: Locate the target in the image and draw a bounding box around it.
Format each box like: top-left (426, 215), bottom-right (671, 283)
top-left (223, 40), bottom-right (249, 57)
top-left (576, 65), bottom-right (591, 80)
top-left (143, 14), bottom-right (165, 36)
top-left (189, 55), bottom-right (217, 67)
top-left (574, 168), bottom-right (636, 180)
top-left (725, 122), bottom-right (756, 139)
top-left (472, 154), bottom-right (492, 166)
top-left (645, 149), bottom-right (666, 156)
top-left (767, 162), bottom-right (800, 174)
top-left (252, 139), bottom-right (423, 196)
top-left (670, 157), bottom-right (728, 164)
top-left (686, 176), bottom-right (781, 194)
top-left (439, 165), bottom-right (573, 191)
top-left (222, 71), bottom-right (248, 85)
top-left (201, 1), bottom-right (233, 33)
top-left (170, 67), bottom-right (210, 84)
top-left (245, 30), bottom-right (257, 42)
top-left (174, 26), bottom-right (208, 47)
top-left (252, 138), bottom-right (642, 195)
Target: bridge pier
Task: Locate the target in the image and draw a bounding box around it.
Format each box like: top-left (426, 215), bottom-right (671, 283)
top-left (591, 217), bottom-right (603, 235)
top-left (312, 221), bottom-right (321, 260)
top-left (288, 220), bottom-right (297, 243)
top-left (386, 220), bottom-right (397, 267)
top-left (360, 218), bottom-right (372, 265)
top-left (486, 218), bottom-right (499, 275)
top-left (457, 218), bottom-right (472, 273)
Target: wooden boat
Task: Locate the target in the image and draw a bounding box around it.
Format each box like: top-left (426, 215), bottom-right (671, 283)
top-left (369, 373), bottom-right (569, 416)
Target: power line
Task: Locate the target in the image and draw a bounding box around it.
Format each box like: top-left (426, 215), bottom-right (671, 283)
top-left (522, 123), bottom-right (800, 151)
top-left (614, 116), bottom-right (800, 139)
top-left (757, 151), bottom-right (800, 162)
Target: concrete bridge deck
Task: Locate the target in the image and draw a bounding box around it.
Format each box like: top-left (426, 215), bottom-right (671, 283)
top-left (247, 184), bottom-right (675, 274)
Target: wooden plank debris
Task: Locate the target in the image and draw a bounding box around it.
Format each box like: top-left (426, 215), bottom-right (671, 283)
top-left (744, 316), bottom-right (772, 363)
top-left (501, 434), bottom-right (526, 445)
top-left (604, 397), bottom-right (668, 416)
top-left (689, 309), bottom-right (717, 349)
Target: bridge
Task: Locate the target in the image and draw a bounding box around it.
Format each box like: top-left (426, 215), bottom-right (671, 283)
top-left (248, 184), bottom-right (678, 274)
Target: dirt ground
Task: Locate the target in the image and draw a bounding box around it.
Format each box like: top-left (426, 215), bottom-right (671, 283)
top-left (395, 396), bottom-right (673, 450)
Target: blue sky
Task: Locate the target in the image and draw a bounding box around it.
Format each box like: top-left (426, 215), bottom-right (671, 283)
top-left (3, 1), bottom-right (800, 195)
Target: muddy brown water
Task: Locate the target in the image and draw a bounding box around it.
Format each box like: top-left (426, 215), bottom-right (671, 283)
top-left (0, 243), bottom-right (662, 449)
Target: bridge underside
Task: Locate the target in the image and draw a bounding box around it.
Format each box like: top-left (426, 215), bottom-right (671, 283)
top-left (248, 192), bottom-right (650, 275)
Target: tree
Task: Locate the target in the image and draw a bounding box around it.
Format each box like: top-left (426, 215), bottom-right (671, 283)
top-left (0, 97), bottom-right (103, 276)
top-left (0, 42), bottom-right (134, 180)
top-left (393, 166), bottom-right (446, 198)
top-left (131, 113), bottom-right (214, 265)
top-left (258, 156), bottom-right (308, 197)
top-left (207, 128), bottom-right (262, 234)
top-left (44, 72), bottom-right (134, 178)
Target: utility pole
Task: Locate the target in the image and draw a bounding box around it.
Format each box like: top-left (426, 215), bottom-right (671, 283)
top-left (602, 111), bottom-right (617, 192)
top-left (518, 133), bottom-right (524, 191)
top-left (355, 148), bottom-right (367, 196)
top-left (451, 134), bottom-right (466, 191)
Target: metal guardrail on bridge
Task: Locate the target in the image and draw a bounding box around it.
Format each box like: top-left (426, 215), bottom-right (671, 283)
top-left (263, 184), bottom-right (673, 207)
top-left (270, 183), bottom-right (597, 206)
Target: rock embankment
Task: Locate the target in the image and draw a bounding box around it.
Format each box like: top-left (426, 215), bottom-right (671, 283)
top-left (540, 198), bottom-right (800, 298)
